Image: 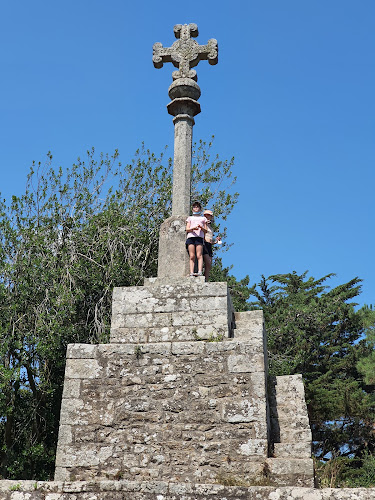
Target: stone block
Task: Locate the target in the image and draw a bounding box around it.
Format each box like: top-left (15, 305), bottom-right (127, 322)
top-left (274, 441), bottom-right (311, 458)
top-left (237, 438), bottom-right (268, 458)
top-left (171, 341), bottom-right (205, 355)
top-left (98, 343), bottom-right (139, 355)
top-left (67, 343), bottom-right (98, 359)
top-left (65, 358), bottom-right (102, 379)
top-left (62, 379), bottom-right (81, 399)
top-left (133, 342), bottom-right (172, 356)
top-left (144, 279), bottom-right (227, 296)
top-left (234, 327), bottom-right (263, 341)
top-left (56, 425), bottom-right (72, 445)
top-left (157, 216), bottom-right (190, 278)
top-left (235, 309), bottom-right (263, 323)
top-left (56, 444), bottom-right (114, 467)
top-left (272, 425), bottom-right (312, 443)
top-left (266, 458), bottom-right (315, 487)
top-left (204, 341), bottom-right (237, 353)
top-left (227, 353), bottom-right (265, 373)
top-left (59, 397), bottom-right (115, 427)
top-left (108, 327), bottom-right (149, 344)
top-left (59, 398), bottom-right (85, 425)
top-left (150, 325), bottom-right (213, 342)
top-left (222, 400), bottom-right (267, 423)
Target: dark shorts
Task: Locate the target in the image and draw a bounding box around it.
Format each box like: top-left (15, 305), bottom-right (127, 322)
top-left (186, 237), bottom-right (204, 248)
top-left (203, 242), bottom-right (213, 257)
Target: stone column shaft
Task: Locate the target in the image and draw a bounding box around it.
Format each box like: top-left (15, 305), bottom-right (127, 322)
top-left (156, 80), bottom-right (201, 279)
top-left (172, 114), bottom-right (194, 216)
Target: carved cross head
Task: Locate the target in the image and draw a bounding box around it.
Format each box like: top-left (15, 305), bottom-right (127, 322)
top-left (153, 23), bottom-right (218, 81)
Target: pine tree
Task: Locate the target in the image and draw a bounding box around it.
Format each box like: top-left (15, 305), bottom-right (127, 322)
top-left (250, 272), bottom-right (375, 469)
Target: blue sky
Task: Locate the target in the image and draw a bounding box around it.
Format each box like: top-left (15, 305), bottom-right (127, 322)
top-left (0, 1), bottom-right (374, 306)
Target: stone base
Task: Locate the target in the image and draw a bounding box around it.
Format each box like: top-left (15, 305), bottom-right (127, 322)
top-left (54, 282), bottom-right (314, 488)
top-left (54, 339), bottom-right (269, 483)
top-left (1, 481), bottom-right (375, 499)
top-left (157, 215), bottom-right (189, 278)
top-left (110, 280), bottom-right (235, 343)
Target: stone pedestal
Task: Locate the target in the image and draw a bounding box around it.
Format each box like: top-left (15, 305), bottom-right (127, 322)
top-left (54, 279), bottom-right (314, 487)
top-left (157, 216), bottom-right (189, 279)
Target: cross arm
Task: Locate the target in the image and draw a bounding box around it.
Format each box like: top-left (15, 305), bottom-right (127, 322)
top-left (194, 39), bottom-right (218, 67)
top-left (153, 43), bottom-right (173, 69)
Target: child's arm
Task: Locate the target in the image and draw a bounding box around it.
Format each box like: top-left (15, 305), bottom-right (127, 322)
top-left (200, 220), bottom-right (208, 233)
top-left (186, 220), bottom-right (199, 232)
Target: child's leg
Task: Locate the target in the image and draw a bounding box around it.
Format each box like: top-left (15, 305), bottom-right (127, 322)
top-left (188, 244), bottom-right (196, 274)
top-left (204, 254), bottom-right (212, 281)
top-left (196, 244), bottom-right (203, 272)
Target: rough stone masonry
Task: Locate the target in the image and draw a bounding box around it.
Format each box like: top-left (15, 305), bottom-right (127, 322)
top-left (54, 277), bottom-right (314, 487)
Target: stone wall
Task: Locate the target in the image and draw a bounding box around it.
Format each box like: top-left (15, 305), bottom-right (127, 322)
top-left (110, 278), bottom-right (234, 343)
top-left (54, 339), bottom-right (269, 484)
top-left (54, 280), bottom-right (314, 487)
top-left (1, 481), bottom-right (375, 499)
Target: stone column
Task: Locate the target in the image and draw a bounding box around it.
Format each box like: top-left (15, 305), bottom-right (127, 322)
top-left (168, 79), bottom-right (201, 216)
top-left (153, 24), bottom-right (218, 279)
top-left (157, 79), bottom-right (201, 279)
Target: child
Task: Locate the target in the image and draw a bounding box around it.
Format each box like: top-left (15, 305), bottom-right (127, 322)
top-left (203, 209), bottom-right (222, 281)
top-left (185, 201), bottom-right (207, 277)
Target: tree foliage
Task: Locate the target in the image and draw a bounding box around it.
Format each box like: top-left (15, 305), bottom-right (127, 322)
top-left (210, 258), bottom-right (252, 312)
top-left (250, 271), bottom-right (375, 487)
top-left (2, 140), bottom-right (374, 488)
top-left (0, 140), bottom-right (238, 479)
top-left (357, 305), bottom-right (375, 386)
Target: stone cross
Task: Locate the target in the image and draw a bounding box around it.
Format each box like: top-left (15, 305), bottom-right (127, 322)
top-left (153, 23), bottom-right (218, 217)
top-left (153, 24), bottom-right (218, 278)
top-left (153, 23), bottom-right (218, 81)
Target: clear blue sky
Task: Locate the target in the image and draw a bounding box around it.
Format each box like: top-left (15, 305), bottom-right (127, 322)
top-left (0, 1), bottom-right (374, 306)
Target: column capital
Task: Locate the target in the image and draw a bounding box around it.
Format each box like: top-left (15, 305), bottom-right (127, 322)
top-left (167, 78), bottom-right (201, 118)
top-left (167, 98), bottom-right (201, 119)
top-left (168, 78), bottom-right (201, 100)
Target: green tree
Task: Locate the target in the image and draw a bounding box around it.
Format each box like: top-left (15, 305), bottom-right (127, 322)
top-left (0, 140), bottom-right (239, 479)
top-left (210, 257), bottom-right (253, 312)
top-left (357, 305), bottom-right (375, 386)
top-left (250, 271), bottom-right (375, 484)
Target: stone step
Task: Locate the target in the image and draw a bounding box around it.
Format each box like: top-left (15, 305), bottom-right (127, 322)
top-left (233, 327), bottom-right (263, 341)
top-left (270, 421), bottom-right (312, 443)
top-left (110, 281), bottom-right (234, 343)
top-left (56, 339), bottom-right (270, 483)
top-left (234, 310), bottom-right (263, 329)
top-left (110, 325), bottom-right (230, 344)
top-left (273, 442), bottom-right (311, 458)
top-left (144, 276), bottom-right (206, 286)
top-left (265, 458), bottom-right (314, 487)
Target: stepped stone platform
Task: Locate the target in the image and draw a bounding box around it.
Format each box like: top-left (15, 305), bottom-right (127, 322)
top-left (54, 278), bottom-right (314, 488)
top-left (2, 279), bottom-right (375, 498)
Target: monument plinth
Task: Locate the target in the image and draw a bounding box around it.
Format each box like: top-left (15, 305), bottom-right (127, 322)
top-left (153, 24), bottom-right (218, 278)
